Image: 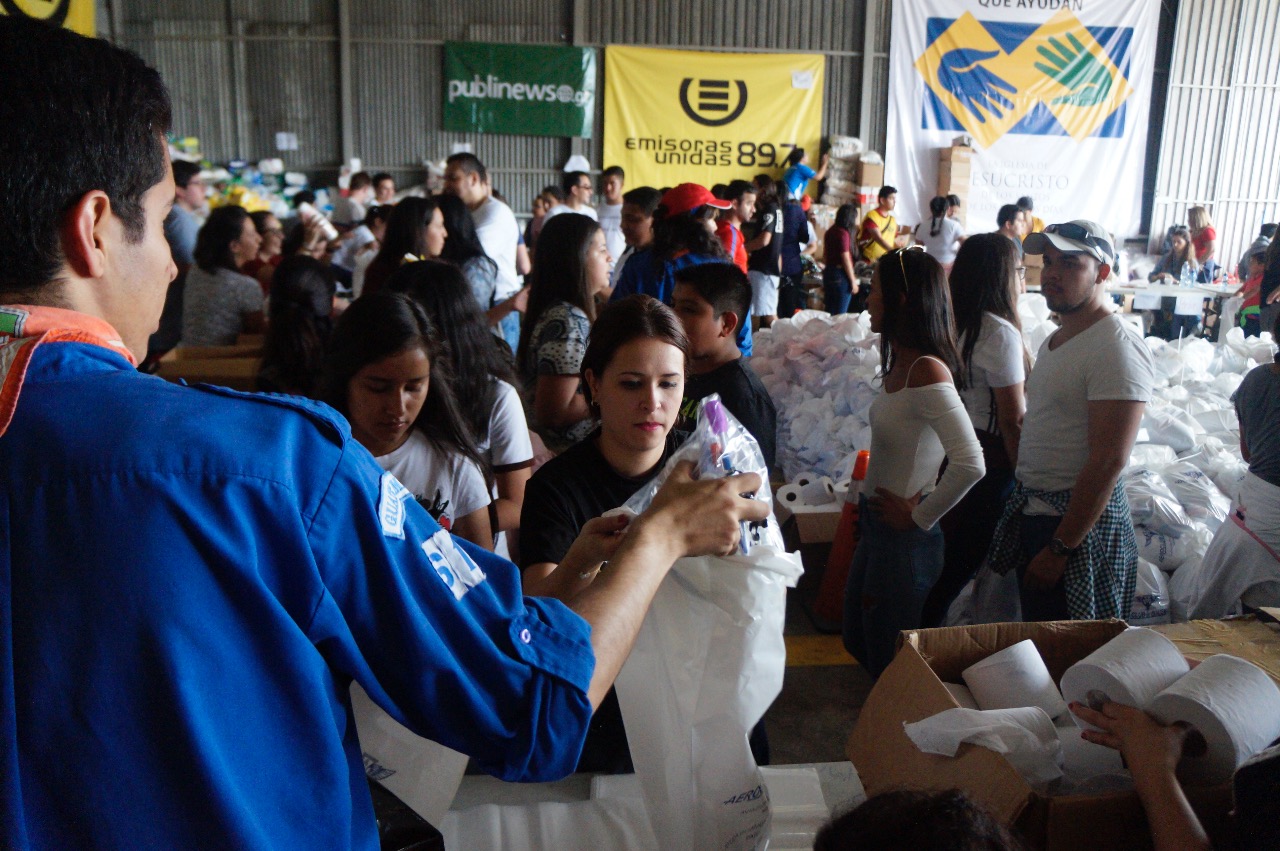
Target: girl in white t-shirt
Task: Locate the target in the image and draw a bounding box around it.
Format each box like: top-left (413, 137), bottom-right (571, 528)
top-left (920, 233), bottom-right (1029, 627)
top-left (914, 196), bottom-right (966, 271)
top-left (843, 247), bottom-right (984, 677)
top-left (322, 290), bottom-right (493, 549)
top-left (387, 260), bottom-right (534, 558)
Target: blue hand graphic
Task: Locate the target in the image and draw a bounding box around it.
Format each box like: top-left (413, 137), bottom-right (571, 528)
top-left (937, 48), bottom-right (1017, 124)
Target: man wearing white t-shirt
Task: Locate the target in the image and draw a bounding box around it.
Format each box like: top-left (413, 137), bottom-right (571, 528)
top-left (543, 171), bottom-right (597, 223)
top-left (987, 220), bottom-right (1156, 622)
top-left (444, 153), bottom-right (527, 351)
top-left (596, 165), bottom-right (626, 269)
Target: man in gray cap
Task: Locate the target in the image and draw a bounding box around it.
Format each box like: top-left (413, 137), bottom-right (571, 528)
top-left (986, 220), bottom-right (1156, 621)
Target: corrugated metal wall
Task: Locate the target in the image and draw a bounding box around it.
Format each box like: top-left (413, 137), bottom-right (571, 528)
top-left (115, 0), bottom-right (880, 216)
top-left (1151, 0), bottom-right (1280, 268)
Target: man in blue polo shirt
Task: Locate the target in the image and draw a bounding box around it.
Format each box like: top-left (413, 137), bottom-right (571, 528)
top-left (0, 19), bottom-right (766, 850)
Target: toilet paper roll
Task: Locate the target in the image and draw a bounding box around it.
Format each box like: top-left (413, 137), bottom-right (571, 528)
top-left (904, 706), bottom-right (1063, 789)
top-left (798, 476), bottom-right (836, 505)
top-left (1148, 654), bottom-right (1280, 787)
top-left (962, 639), bottom-right (1069, 719)
top-left (791, 470), bottom-right (821, 488)
top-left (1060, 627), bottom-right (1189, 731)
top-left (832, 479), bottom-right (851, 496)
top-left (776, 484), bottom-right (805, 508)
top-left (944, 682), bottom-right (980, 710)
top-left (1057, 725), bottom-right (1125, 778)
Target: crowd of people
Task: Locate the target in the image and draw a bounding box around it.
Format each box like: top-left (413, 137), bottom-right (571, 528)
top-left (3, 17), bottom-right (1277, 851)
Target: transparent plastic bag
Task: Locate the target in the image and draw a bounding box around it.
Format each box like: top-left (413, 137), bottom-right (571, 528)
top-left (613, 396), bottom-right (803, 851)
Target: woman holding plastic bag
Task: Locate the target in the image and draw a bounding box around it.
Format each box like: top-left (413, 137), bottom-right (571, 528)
top-left (842, 247), bottom-right (985, 677)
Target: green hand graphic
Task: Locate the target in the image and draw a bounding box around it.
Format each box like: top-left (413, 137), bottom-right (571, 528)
top-left (1035, 32), bottom-right (1113, 108)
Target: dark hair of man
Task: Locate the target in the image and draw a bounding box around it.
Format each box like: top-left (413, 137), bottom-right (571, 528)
top-left (193, 206), bottom-right (251, 274)
top-left (753, 175), bottom-right (780, 210)
top-left (348, 171), bottom-right (372, 192)
top-left (0, 18), bottom-right (172, 293)
top-left (541, 185), bottom-right (565, 203)
top-left (786, 148), bottom-right (806, 167)
top-left (172, 160), bottom-right (202, 190)
top-left (878, 185), bottom-right (898, 201)
top-left (388, 259), bottom-right (517, 442)
top-left (517, 213), bottom-right (603, 370)
top-left (834, 203), bottom-right (858, 232)
top-left (561, 170), bottom-right (589, 195)
top-left (1016, 196), bottom-right (1034, 211)
top-left (725, 180), bottom-right (756, 203)
top-left (372, 172), bottom-right (393, 187)
top-left (434, 193), bottom-right (496, 278)
top-left (996, 204), bottom-right (1021, 228)
top-left (650, 208), bottom-right (730, 265)
top-left (876, 248), bottom-right (965, 389)
top-left (446, 152), bottom-right (488, 183)
top-left (710, 183), bottom-right (729, 200)
top-left (320, 290), bottom-right (486, 479)
top-left (580, 295), bottom-right (688, 407)
top-left (622, 186), bottom-right (663, 217)
top-left (674, 263), bottom-right (751, 330)
top-left (1261, 223), bottom-right (1278, 240)
top-left (292, 190), bottom-right (317, 209)
top-left (949, 233), bottom-right (1024, 385)
top-left (814, 790), bottom-right (1023, 851)
top-left (259, 255), bottom-right (335, 397)
top-left (928, 196), bottom-right (949, 236)
top-left (602, 165), bottom-right (625, 181)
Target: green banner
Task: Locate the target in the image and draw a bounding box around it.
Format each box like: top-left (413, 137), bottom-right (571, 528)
top-left (443, 42), bottom-right (596, 138)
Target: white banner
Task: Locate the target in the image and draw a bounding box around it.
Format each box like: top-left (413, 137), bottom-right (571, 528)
top-left (887, 0), bottom-right (1161, 239)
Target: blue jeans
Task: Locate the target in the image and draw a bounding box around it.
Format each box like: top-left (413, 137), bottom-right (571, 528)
top-left (823, 266), bottom-right (852, 315)
top-left (498, 311), bottom-right (521, 354)
top-left (842, 494), bottom-right (945, 678)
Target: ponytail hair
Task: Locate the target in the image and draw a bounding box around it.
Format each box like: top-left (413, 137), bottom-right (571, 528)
top-left (928, 196), bottom-right (948, 237)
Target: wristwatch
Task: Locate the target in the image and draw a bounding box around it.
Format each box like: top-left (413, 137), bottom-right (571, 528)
top-left (1048, 537), bottom-right (1080, 557)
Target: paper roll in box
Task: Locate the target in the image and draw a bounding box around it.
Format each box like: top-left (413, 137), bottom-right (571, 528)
top-left (847, 620), bottom-right (1236, 851)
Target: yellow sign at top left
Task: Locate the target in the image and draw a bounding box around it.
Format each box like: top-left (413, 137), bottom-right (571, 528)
top-left (604, 45), bottom-right (824, 190)
top-left (2, 0), bottom-right (95, 36)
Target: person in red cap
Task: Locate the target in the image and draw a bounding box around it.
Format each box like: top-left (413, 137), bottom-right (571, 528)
top-left (611, 183), bottom-right (755, 355)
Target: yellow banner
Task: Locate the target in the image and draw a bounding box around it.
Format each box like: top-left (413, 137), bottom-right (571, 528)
top-left (1, 0), bottom-right (95, 36)
top-left (604, 46), bottom-right (824, 190)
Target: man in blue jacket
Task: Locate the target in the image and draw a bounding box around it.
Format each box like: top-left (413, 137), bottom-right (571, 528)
top-left (0, 18), bottom-right (766, 849)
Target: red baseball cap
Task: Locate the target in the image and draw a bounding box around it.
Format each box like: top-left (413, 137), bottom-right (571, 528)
top-left (660, 183), bottom-right (732, 217)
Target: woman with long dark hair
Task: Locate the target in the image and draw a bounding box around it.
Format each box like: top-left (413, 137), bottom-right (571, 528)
top-left (520, 294), bottom-right (690, 772)
top-left (822, 203), bottom-right (860, 315)
top-left (256, 255), bottom-right (335, 397)
top-left (362, 197), bottom-right (445, 297)
top-left (517, 212), bottom-right (612, 452)
top-left (914, 195), bottom-right (965, 273)
top-left (843, 248), bottom-right (984, 677)
top-left (181, 204), bottom-right (265, 346)
top-left (245, 209), bottom-right (285, 293)
top-left (435, 193), bottom-right (499, 311)
top-left (320, 290), bottom-right (492, 549)
top-left (920, 233), bottom-right (1027, 626)
top-left (389, 260), bottom-right (532, 557)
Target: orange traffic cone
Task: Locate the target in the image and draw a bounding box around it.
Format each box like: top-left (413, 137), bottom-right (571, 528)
top-left (811, 451), bottom-right (869, 625)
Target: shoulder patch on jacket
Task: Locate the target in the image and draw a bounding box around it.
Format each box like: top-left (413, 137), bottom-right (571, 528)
top-left (187, 383), bottom-right (350, 446)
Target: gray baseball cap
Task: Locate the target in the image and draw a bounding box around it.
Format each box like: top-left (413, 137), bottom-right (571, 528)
top-left (1024, 219), bottom-right (1115, 266)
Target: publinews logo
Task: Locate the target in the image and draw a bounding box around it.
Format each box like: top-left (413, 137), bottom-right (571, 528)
top-left (447, 74), bottom-right (592, 107)
top-left (916, 7), bottom-right (1134, 148)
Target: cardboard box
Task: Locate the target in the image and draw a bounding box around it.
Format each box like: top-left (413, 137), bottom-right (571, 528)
top-left (1023, 251), bottom-right (1044, 288)
top-left (847, 620), bottom-right (1235, 851)
top-left (854, 160), bottom-right (884, 188)
top-left (940, 145), bottom-right (974, 163)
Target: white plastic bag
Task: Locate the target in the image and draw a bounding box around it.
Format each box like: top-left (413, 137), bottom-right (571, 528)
top-left (351, 683), bottom-right (469, 826)
top-left (1139, 407), bottom-right (1198, 454)
top-left (1125, 468), bottom-right (1194, 536)
top-left (1162, 461), bottom-right (1232, 531)
top-left (1128, 559), bottom-right (1171, 625)
top-left (1135, 526), bottom-right (1191, 571)
top-left (614, 396), bottom-right (804, 851)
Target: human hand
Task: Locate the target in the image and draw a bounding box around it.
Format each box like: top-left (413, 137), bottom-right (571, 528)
top-left (562, 513), bottom-right (631, 579)
top-left (937, 48), bottom-right (1017, 123)
top-left (1035, 32), bottom-right (1113, 108)
top-left (638, 461), bottom-right (768, 559)
top-left (1070, 699), bottom-right (1203, 777)
top-left (511, 285), bottom-right (531, 314)
top-left (868, 487), bottom-right (920, 532)
top-left (1267, 288), bottom-right (1280, 305)
top-left (1022, 546), bottom-right (1069, 592)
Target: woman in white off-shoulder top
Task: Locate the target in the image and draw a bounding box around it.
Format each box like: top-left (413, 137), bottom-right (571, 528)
top-left (842, 247), bottom-right (985, 677)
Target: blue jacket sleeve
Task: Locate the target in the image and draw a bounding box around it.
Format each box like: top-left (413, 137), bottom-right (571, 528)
top-left (304, 443), bottom-right (595, 782)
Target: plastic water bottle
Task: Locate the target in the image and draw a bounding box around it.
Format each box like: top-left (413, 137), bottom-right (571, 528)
top-left (1179, 261), bottom-right (1194, 288)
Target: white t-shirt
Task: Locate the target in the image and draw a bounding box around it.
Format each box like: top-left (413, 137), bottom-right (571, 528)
top-left (959, 313), bottom-right (1027, 434)
top-left (916, 217), bottom-right (965, 265)
top-left (375, 430), bottom-right (490, 534)
top-left (543, 203), bottom-right (597, 223)
top-left (470, 195), bottom-right (521, 300)
top-left (1017, 314), bottom-right (1156, 492)
top-left (331, 224), bottom-right (376, 271)
top-left (610, 245), bottom-right (635, 289)
top-left (478, 380), bottom-right (534, 560)
top-left (597, 202), bottom-right (625, 269)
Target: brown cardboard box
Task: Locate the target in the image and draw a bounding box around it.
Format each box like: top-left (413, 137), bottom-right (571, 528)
top-left (847, 620), bottom-right (1235, 851)
top-left (940, 145), bottom-right (974, 163)
top-left (1023, 251), bottom-right (1044, 288)
top-left (854, 160), bottom-right (884, 188)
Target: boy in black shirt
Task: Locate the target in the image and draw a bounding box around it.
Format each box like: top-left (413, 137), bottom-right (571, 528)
top-left (671, 263), bottom-right (778, 477)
